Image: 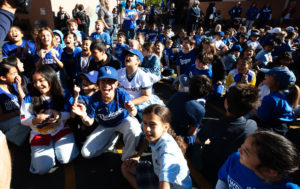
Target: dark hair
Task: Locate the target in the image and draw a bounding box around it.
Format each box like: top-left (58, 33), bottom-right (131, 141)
top-left (142, 42), bottom-right (154, 53)
top-left (142, 104), bottom-right (187, 154)
top-left (63, 31), bottom-right (77, 41)
top-left (197, 53), bottom-right (214, 65)
top-left (90, 39), bottom-right (107, 52)
top-left (117, 32), bottom-right (127, 38)
top-left (31, 65), bottom-right (64, 113)
top-left (226, 84), bottom-right (259, 116)
top-left (182, 36), bottom-right (196, 45)
top-left (189, 75), bottom-right (212, 99)
top-left (78, 4), bottom-right (84, 11)
top-left (251, 130), bottom-right (299, 178)
top-left (0, 62), bottom-right (15, 78)
top-left (82, 36), bottom-right (92, 41)
top-left (263, 39), bottom-right (277, 48)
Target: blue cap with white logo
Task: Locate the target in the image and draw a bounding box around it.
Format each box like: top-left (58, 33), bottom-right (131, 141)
top-left (98, 66), bottom-right (118, 81)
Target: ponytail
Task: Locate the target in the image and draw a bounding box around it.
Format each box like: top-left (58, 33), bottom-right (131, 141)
top-left (287, 84), bottom-right (300, 108)
top-left (167, 128), bottom-right (187, 154)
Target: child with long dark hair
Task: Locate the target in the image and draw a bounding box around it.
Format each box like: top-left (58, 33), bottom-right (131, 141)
top-left (121, 104), bottom-right (192, 189)
top-left (0, 62), bottom-right (30, 146)
top-left (20, 65), bottom-right (78, 174)
top-left (216, 130), bottom-right (300, 188)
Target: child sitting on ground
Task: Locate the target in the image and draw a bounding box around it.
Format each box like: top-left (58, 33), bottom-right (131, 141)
top-left (121, 104), bottom-right (192, 189)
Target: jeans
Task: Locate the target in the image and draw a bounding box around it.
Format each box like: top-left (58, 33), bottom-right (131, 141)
top-left (123, 28), bottom-right (136, 42)
top-left (30, 133), bottom-right (79, 175)
top-left (104, 28), bottom-right (114, 46)
top-left (0, 116), bottom-right (30, 146)
top-left (81, 116), bottom-right (142, 161)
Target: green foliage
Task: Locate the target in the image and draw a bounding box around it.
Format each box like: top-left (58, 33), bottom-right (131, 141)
top-left (146, 0), bottom-right (163, 6)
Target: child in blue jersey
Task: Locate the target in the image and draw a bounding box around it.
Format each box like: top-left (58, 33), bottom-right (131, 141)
top-left (164, 39), bottom-right (175, 64)
top-left (113, 32), bottom-right (128, 66)
top-left (71, 66), bottom-right (142, 161)
top-left (20, 65), bottom-right (79, 175)
top-left (121, 104), bottom-right (193, 189)
top-left (75, 37), bottom-right (92, 73)
top-left (176, 36), bottom-right (196, 78)
top-left (61, 32), bottom-right (82, 90)
top-left (146, 23), bottom-right (158, 43)
top-left (194, 27), bottom-right (204, 47)
top-left (222, 44), bottom-right (243, 72)
top-left (71, 71), bottom-right (98, 145)
top-left (66, 19), bottom-right (85, 46)
top-left (216, 130), bottom-right (300, 189)
top-left (90, 20), bottom-right (111, 49)
top-left (2, 26), bottom-right (36, 77)
top-left (0, 62), bottom-right (30, 146)
top-left (141, 42), bottom-right (161, 83)
top-left (257, 67), bottom-right (300, 135)
top-left (35, 27), bottom-right (64, 74)
top-left (255, 39), bottom-right (276, 68)
top-left (136, 21), bottom-right (147, 36)
top-left (179, 53), bottom-right (213, 91)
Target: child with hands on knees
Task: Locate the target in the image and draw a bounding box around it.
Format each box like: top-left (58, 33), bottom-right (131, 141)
top-left (216, 130), bottom-right (300, 189)
top-left (20, 65), bottom-right (79, 175)
top-left (121, 104), bottom-right (192, 189)
top-left (72, 66), bottom-right (142, 161)
top-left (0, 62), bottom-right (30, 146)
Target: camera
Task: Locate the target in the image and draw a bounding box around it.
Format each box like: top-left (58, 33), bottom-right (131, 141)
top-left (0, 0), bottom-right (32, 13)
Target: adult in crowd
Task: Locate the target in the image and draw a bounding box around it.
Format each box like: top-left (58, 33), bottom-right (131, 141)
top-left (0, 0), bottom-right (17, 43)
top-left (187, 0), bottom-right (202, 33)
top-left (245, 2), bottom-right (259, 30)
top-left (122, 0), bottom-right (138, 41)
top-left (98, 0), bottom-right (114, 46)
top-left (228, 1), bottom-right (242, 24)
top-left (55, 6), bottom-right (70, 31)
top-left (76, 4), bottom-right (90, 36)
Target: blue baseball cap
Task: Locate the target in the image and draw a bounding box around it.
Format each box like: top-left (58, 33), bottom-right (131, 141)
top-left (261, 67), bottom-right (296, 87)
top-left (81, 70), bottom-right (98, 84)
top-left (98, 66), bottom-right (118, 81)
top-left (123, 49), bottom-right (144, 62)
top-left (231, 44), bottom-right (243, 52)
top-left (252, 32), bottom-right (260, 36)
top-left (216, 32), bottom-right (225, 37)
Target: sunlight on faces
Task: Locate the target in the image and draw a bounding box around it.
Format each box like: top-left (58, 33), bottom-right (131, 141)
top-left (95, 22), bottom-right (104, 33)
top-left (32, 73), bottom-right (51, 96)
top-left (16, 58), bottom-right (24, 73)
top-left (263, 74), bottom-right (276, 88)
top-left (1, 67), bottom-right (19, 85)
top-left (117, 35), bottom-right (126, 45)
top-left (237, 59), bottom-right (250, 74)
top-left (54, 34), bottom-right (61, 44)
top-left (91, 49), bottom-right (104, 62)
top-left (238, 136), bottom-right (260, 171)
top-left (125, 54), bottom-right (140, 67)
top-left (8, 27), bottom-right (23, 43)
top-left (40, 30), bottom-right (53, 47)
top-left (142, 113), bottom-right (169, 144)
top-left (68, 23), bottom-right (77, 33)
top-left (80, 76), bottom-right (97, 93)
top-left (82, 40), bottom-right (91, 52)
top-left (64, 34), bottom-right (75, 48)
top-left (98, 79), bottom-right (118, 99)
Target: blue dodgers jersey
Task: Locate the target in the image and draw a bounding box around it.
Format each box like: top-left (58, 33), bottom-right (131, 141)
top-left (90, 32), bottom-right (111, 45)
top-left (114, 44), bottom-right (128, 65)
top-left (0, 83), bottom-right (20, 113)
top-left (184, 64), bottom-right (213, 79)
top-left (87, 88), bottom-right (131, 127)
top-left (123, 9), bottom-right (137, 29)
top-left (146, 29), bottom-right (158, 42)
top-left (218, 152), bottom-right (299, 189)
top-left (61, 46), bottom-right (82, 79)
top-left (176, 50), bottom-right (196, 74)
top-left (2, 40), bottom-right (36, 58)
top-left (34, 46), bottom-right (63, 72)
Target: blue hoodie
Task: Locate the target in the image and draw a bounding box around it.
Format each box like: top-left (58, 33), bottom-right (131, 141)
top-left (53, 30), bottom-right (65, 48)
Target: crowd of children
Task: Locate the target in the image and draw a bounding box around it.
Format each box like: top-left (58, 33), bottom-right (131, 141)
top-left (1, 0), bottom-right (300, 188)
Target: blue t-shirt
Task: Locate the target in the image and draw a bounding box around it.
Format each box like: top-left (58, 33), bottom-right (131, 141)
top-left (184, 64), bottom-right (213, 79)
top-left (146, 29), bottom-right (158, 43)
top-left (257, 91), bottom-right (294, 122)
top-left (163, 48), bottom-right (174, 61)
top-left (87, 88), bottom-right (131, 127)
top-left (246, 7), bottom-right (259, 20)
top-left (176, 50), bottom-right (196, 75)
top-left (0, 84), bottom-right (20, 113)
top-left (123, 8), bottom-right (137, 29)
top-left (195, 35), bottom-right (204, 47)
top-left (218, 152), bottom-right (299, 189)
top-left (114, 44), bottom-right (128, 66)
top-left (61, 46), bottom-right (82, 79)
top-left (136, 28), bottom-right (148, 35)
top-left (2, 40), bottom-right (36, 74)
top-left (75, 52), bottom-right (93, 73)
top-left (256, 49), bottom-right (272, 67)
top-left (90, 32), bottom-right (111, 45)
top-left (34, 46), bottom-right (63, 72)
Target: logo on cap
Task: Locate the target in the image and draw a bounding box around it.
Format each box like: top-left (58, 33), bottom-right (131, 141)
top-left (106, 68), bottom-right (112, 75)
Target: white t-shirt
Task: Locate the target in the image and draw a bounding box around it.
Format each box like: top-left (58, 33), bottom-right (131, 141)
top-left (247, 40), bottom-right (263, 51)
top-left (118, 68), bottom-right (152, 99)
top-left (212, 38), bottom-right (226, 50)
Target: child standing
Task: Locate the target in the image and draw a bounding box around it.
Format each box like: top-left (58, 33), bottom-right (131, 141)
top-left (75, 37), bottom-right (92, 73)
top-left (0, 62), bottom-right (30, 146)
top-left (216, 130), bottom-right (300, 188)
top-left (90, 20), bottom-right (111, 49)
top-left (35, 27), bottom-right (64, 76)
top-left (20, 65), bottom-right (79, 174)
top-left (257, 67), bottom-right (300, 135)
top-left (121, 104), bottom-right (192, 189)
top-left (2, 26), bottom-right (36, 77)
